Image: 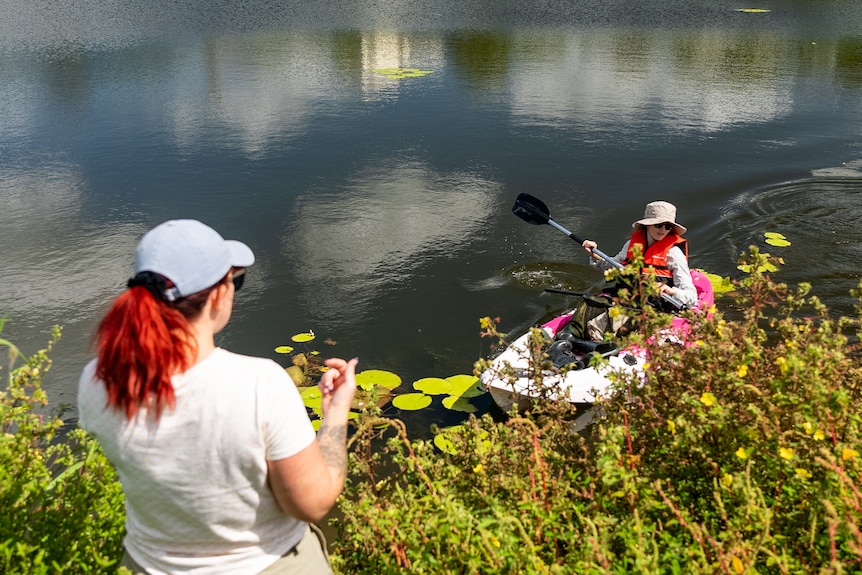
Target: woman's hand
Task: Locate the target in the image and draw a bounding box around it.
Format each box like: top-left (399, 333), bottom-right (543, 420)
top-left (318, 357), bottom-right (358, 417)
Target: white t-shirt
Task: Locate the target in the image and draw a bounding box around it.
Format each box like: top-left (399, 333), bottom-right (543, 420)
top-left (78, 348), bottom-right (317, 575)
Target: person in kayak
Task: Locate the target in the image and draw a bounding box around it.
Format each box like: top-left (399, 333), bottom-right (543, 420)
top-left (581, 200), bottom-right (697, 308)
top-left (574, 201), bottom-right (697, 340)
top-left (78, 219), bottom-right (357, 575)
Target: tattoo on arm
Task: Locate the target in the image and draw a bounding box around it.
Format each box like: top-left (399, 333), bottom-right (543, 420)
top-left (317, 422), bottom-right (348, 476)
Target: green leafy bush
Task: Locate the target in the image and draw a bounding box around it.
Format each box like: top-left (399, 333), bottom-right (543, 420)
top-left (330, 249), bottom-right (862, 574)
top-left (0, 323), bottom-right (126, 574)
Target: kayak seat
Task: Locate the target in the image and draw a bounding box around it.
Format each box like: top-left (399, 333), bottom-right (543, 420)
top-left (546, 340), bottom-right (587, 370)
top-left (554, 331), bottom-right (620, 358)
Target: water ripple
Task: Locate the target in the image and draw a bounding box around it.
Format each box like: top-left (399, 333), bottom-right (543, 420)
top-left (719, 162), bottom-right (862, 317)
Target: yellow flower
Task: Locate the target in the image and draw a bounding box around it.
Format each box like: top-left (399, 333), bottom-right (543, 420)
top-left (779, 447), bottom-right (794, 460)
top-left (813, 430), bottom-right (825, 441)
top-left (801, 421), bottom-right (813, 434)
top-left (731, 556), bottom-right (744, 574)
top-left (737, 364), bottom-right (748, 377)
top-left (795, 468), bottom-right (812, 479)
top-left (642, 362), bottom-right (651, 370)
top-left (721, 473), bottom-right (733, 487)
top-left (700, 392), bottom-right (716, 407)
top-left (667, 420), bottom-right (676, 434)
top-left (735, 447), bottom-right (749, 460)
top-left (490, 535), bottom-right (501, 548)
top-left (695, 339), bottom-right (705, 347)
top-left (608, 307), bottom-right (621, 319)
top-left (707, 304), bottom-right (717, 315)
top-left (473, 463), bottom-right (485, 474)
top-left (842, 448), bottom-right (859, 461)
top-left (775, 357), bottom-right (789, 374)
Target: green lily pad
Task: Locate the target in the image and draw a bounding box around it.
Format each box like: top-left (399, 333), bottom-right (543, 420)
top-left (413, 377), bottom-right (453, 395)
top-left (392, 393), bottom-right (432, 411)
top-left (300, 386), bottom-right (322, 409)
top-left (372, 67), bottom-right (434, 79)
top-left (291, 331), bottom-right (315, 343)
top-left (698, 270), bottom-right (734, 295)
top-left (735, 8), bottom-right (770, 12)
top-left (442, 395), bottom-right (477, 413)
top-left (446, 374), bottom-right (486, 398)
top-left (274, 345), bottom-right (294, 354)
top-left (765, 238), bottom-right (791, 247)
top-left (355, 370), bottom-right (402, 391)
top-left (738, 262), bottom-right (778, 274)
top-left (434, 432), bottom-right (458, 455)
top-left (764, 232), bottom-right (786, 239)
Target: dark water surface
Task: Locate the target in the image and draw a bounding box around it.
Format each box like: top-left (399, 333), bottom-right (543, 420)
top-left (2, 0), bottom-right (862, 431)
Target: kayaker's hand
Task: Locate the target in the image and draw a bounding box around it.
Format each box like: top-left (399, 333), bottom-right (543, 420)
top-left (582, 240), bottom-right (600, 259)
top-left (657, 283), bottom-right (675, 297)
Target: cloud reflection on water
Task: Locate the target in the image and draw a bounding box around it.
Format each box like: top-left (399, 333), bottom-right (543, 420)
top-left (507, 31), bottom-right (793, 133)
top-left (282, 160), bottom-right (500, 324)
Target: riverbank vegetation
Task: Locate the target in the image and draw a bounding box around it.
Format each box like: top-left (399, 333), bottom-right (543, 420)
top-left (2, 249), bottom-right (861, 573)
top-left (332, 249), bottom-right (862, 573)
top-left (0, 324), bottom-right (125, 574)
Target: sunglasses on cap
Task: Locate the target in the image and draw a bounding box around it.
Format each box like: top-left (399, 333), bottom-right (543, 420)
top-left (653, 222), bottom-right (675, 231)
top-left (231, 268), bottom-right (246, 291)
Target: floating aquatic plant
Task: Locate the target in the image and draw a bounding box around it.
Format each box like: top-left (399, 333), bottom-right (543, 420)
top-left (372, 67), bottom-right (434, 79)
top-left (735, 8), bottom-right (770, 12)
top-left (764, 232), bottom-right (791, 247)
top-left (392, 393), bottom-right (433, 411)
top-left (412, 377), bottom-right (453, 395)
top-left (445, 374), bottom-right (485, 399)
top-left (274, 345), bottom-right (294, 354)
top-left (291, 330), bottom-right (315, 343)
top-left (442, 396), bottom-right (478, 413)
top-left (356, 369), bottom-right (402, 391)
top-left (300, 386), bottom-right (323, 414)
top-left (698, 269), bottom-right (734, 296)
top-left (738, 261), bottom-right (780, 273)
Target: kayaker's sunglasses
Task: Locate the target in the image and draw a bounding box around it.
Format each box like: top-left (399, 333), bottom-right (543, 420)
top-left (653, 222), bottom-right (675, 230)
top-left (231, 268), bottom-right (246, 292)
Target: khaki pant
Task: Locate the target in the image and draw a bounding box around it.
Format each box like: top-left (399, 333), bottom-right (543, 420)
top-left (120, 523), bottom-right (332, 575)
top-left (586, 310), bottom-right (631, 341)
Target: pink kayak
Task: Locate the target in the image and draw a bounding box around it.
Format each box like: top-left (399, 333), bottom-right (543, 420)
top-left (481, 269), bottom-right (715, 413)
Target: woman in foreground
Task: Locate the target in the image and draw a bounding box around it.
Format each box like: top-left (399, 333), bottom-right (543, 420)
top-left (78, 219), bottom-right (356, 574)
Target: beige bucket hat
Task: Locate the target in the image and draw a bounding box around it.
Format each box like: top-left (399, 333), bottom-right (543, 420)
top-left (632, 201), bottom-right (687, 235)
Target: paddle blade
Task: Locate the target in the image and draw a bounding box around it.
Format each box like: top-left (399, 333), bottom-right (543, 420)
top-left (512, 193), bottom-right (550, 225)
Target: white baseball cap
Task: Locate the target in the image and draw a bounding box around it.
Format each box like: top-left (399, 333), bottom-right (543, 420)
top-left (135, 220), bottom-right (255, 301)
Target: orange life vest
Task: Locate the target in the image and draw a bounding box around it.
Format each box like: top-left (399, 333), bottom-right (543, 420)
top-left (623, 228), bottom-right (688, 285)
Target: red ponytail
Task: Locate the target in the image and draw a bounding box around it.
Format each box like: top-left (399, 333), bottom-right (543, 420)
top-left (95, 286), bottom-right (197, 419)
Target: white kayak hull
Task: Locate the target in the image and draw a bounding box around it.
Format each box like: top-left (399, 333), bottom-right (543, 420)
top-left (480, 324), bottom-right (646, 413)
top-left (482, 269), bottom-right (714, 414)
